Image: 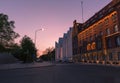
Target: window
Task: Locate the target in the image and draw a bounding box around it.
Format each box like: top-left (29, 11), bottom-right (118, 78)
top-left (118, 52), bottom-right (120, 60)
top-left (94, 34), bottom-right (97, 38)
top-left (90, 36), bottom-right (93, 41)
top-left (100, 31), bottom-right (103, 36)
top-left (109, 53), bottom-right (113, 61)
top-left (102, 55), bottom-right (106, 60)
top-left (106, 28), bottom-right (110, 35)
top-left (98, 22), bottom-right (103, 29)
top-left (112, 13), bottom-right (117, 22)
top-left (81, 40), bottom-right (83, 45)
top-left (116, 36), bottom-right (120, 46)
top-left (104, 18), bottom-right (109, 25)
top-left (107, 38), bottom-right (112, 48)
top-left (97, 39), bottom-right (102, 50)
top-left (91, 42), bottom-right (96, 50)
top-left (87, 44), bottom-right (91, 51)
top-left (114, 25), bottom-right (119, 32)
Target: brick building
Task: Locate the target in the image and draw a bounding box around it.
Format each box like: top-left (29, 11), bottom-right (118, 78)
top-left (73, 0), bottom-right (120, 64)
top-left (72, 20), bottom-right (82, 62)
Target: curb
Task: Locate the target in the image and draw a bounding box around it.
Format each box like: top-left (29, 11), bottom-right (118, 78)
top-left (0, 62), bottom-right (56, 70)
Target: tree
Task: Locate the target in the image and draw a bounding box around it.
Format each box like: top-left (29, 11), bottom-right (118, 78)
top-left (40, 47), bottom-right (55, 61)
top-left (20, 35), bottom-right (36, 63)
top-left (11, 44), bottom-right (22, 60)
top-left (43, 47), bottom-right (54, 55)
top-left (0, 43), bottom-right (5, 52)
top-left (0, 13), bottom-right (19, 52)
top-left (12, 35), bottom-right (36, 63)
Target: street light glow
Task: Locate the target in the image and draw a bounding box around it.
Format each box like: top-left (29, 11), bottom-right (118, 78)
top-left (37, 28), bottom-right (44, 32)
top-left (41, 28), bottom-right (45, 31)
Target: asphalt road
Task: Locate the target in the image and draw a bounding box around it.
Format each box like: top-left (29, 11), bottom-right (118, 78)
top-left (0, 63), bottom-right (120, 83)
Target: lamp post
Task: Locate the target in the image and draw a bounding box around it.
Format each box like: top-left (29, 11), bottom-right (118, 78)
top-left (34, 28), bottom-right (44, 48)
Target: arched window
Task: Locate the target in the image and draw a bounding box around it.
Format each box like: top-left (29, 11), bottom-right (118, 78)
top-left (91, 42), bottom-right (96, 50)
top-left (87, 44), bottom-right (91, 51)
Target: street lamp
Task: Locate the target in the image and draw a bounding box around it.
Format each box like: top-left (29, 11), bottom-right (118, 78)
top-left (34, 28), bottom-right (44, 48)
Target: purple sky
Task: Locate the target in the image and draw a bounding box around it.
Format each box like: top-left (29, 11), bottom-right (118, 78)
top-left (0, 0), bottom-right (111, 52)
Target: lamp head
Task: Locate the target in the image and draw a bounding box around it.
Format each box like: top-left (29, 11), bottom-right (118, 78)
top-left (41, 28), bottom-right (44, 31)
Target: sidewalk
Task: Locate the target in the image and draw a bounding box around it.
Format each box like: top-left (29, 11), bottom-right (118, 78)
top-left (0, 62), bottom-right (55, 70)
top-left (76, 62), bottom-right (120, 68)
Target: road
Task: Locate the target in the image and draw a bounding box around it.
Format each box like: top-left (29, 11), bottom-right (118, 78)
top-left (0, 63), bottom-right (120, 83)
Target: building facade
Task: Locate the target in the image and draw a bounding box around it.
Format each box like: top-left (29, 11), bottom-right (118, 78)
top-left (67, 28), bottom-right (73, 61)
top-left (55, 28), bottom-right (73, 62)
top-left (72, 20), bottom-right (82, 62)
top-left (62, 33), bottom-right (67, 61)
top-left (55, 38), bottom-right (63, 61)
top-left (75, 0), bottom-right (120, 64)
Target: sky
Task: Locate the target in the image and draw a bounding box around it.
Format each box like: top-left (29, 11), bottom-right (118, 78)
top-left (0, 0), bottom-right (112, 54)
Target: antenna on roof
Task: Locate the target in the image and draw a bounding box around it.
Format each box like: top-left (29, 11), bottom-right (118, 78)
top-left (81, 1), bottom-right (84, 23)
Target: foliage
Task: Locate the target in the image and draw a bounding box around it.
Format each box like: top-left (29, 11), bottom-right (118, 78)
top-left (0, 13), bottom-right (19, 52)
top-left (11, 44), bottom-right (22, 60)
top-left (40, 47), bottom-right (55, 61)
top-left (13, 35), bottom-right (36, 63)
top-left (20, 35), bottom-right (36, 63)
top-left (20, 35), bottom-right (36, 54)
top-left (0, 43), bottom-right (5, 52)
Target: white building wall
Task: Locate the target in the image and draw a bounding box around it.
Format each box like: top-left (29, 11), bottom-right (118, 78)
top-left (62, 28), bottom-right (73, 62)
top-left (62, 39), bottom-right (65, 61)
top-left (55, 38), bottom-right (63, 61)
top-left (55, 28), bottom-right (73, 62)
top-left (62, 33), bottom-right (67, 61)
top-left (66, 28), bottom-right (73, 61)
top-left (59, 38), bottom-right (63, 61)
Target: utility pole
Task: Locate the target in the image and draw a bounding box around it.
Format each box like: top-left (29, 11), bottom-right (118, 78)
top-left (81, 1), bottom-right (84, 23)
top-left (34, 28), bottom-right (44, 48)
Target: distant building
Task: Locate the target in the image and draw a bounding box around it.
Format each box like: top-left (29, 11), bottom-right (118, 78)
top-left (67, 28), bottom-right (73, 61)
top-left (62, 33), bottom-right (67, 61)
top-left (73, 0), bottom-right (120, 64)
top-left (55, 42), bottom-right (59, 61)
top-left (55, 38), bottom-right (63, 61)
top-left (55, 28), bottom-right (73, 62)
